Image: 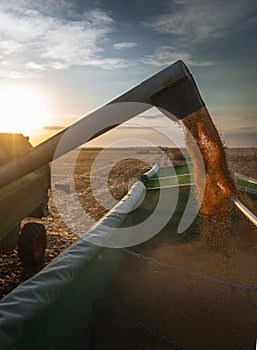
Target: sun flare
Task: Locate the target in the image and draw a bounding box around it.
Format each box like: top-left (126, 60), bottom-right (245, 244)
top-left (0, 85), bottom-right (50, 136)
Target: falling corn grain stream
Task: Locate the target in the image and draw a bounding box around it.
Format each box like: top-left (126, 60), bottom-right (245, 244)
top-left (182, 107), bottom-right (257, 252)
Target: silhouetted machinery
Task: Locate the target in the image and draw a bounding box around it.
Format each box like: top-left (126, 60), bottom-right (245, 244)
top-left (0, 60), bottom-right (207, 267)
top-left (0, 134), bottom-right (50, 266)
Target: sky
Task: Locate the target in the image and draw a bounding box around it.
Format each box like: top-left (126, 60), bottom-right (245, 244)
top-left (0, 0), bottom-right (256, 147)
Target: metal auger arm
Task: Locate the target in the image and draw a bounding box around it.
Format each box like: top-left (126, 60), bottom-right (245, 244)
top-left (0, 60), bottom-right (205, 189)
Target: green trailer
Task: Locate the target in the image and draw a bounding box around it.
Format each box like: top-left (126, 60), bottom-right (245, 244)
top-left (0, 134), bottom-right (50, 266)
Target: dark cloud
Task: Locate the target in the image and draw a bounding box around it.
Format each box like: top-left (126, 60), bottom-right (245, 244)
top-left (222, 132), bottom-right (257, 147)
top-left (43, 125), bottom-right (64, 131)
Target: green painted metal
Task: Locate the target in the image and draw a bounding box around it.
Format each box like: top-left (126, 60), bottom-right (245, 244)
top-left (9, 248), bottom-right (123, 350)
top-left (144, 165), bottom-right (257, 194)
top-left (0, 166), bottom-right (50, 241)
top-left (235, 173), bottom-right (257, 194)
top-left (145, 173), bottom-right (193, 189)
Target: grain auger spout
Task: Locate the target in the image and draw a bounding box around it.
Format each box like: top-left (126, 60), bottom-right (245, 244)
top-left (0, 60), bottom-right (205, 190)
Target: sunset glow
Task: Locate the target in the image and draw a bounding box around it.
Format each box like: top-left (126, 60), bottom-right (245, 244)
top-left (0, 1), bottom-right (255, 146)
top-left (0, 86), bottom-right (51, 136)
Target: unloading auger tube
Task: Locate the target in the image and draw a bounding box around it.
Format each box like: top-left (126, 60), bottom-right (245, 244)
top-left (0, 60), bottom-right (205, 189)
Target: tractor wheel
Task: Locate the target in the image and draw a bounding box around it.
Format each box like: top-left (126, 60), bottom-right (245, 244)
top-left (18, 223), bottom-right (47, 267)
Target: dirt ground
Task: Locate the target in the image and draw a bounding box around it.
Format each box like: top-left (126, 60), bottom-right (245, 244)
top-left (1, 147), bottom-right (257, 350)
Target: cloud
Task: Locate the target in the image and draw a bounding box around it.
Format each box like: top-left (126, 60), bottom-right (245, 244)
top-left (0, 1), bottom-right (131, 78)
top-left (142, 0), bottom-right (257, 42)
top-left (43, 125), bottom-right (65, 131)
top-left (213, 115), bottom-right (257, 133)
top-left (221, 132), bottom-right (257, 147)
top-left (113, 42), bottom-right (138, 50)
top-left (141, 46), bottom-right (212, 67)
top-left (135, 114), bottom-right (164, 120)
top-left (211, 114), bottom-right (257, 146)
top-left (140, 1), bottom-right (257, 67)
top-left (77, 57), bottom-right (133, 70)
top-left (223, 126), bottom-right (257, 136)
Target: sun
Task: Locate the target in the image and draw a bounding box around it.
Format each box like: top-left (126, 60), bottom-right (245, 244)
top-left (0, 85), bottom-right (50, 136)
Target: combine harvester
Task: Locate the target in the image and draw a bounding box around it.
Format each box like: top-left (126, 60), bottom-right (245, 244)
top-left (0, 60), bottom-right (256, 349)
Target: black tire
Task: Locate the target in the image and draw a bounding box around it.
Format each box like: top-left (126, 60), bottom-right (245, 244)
top-left (18, 223), bottom-right (47, 267)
